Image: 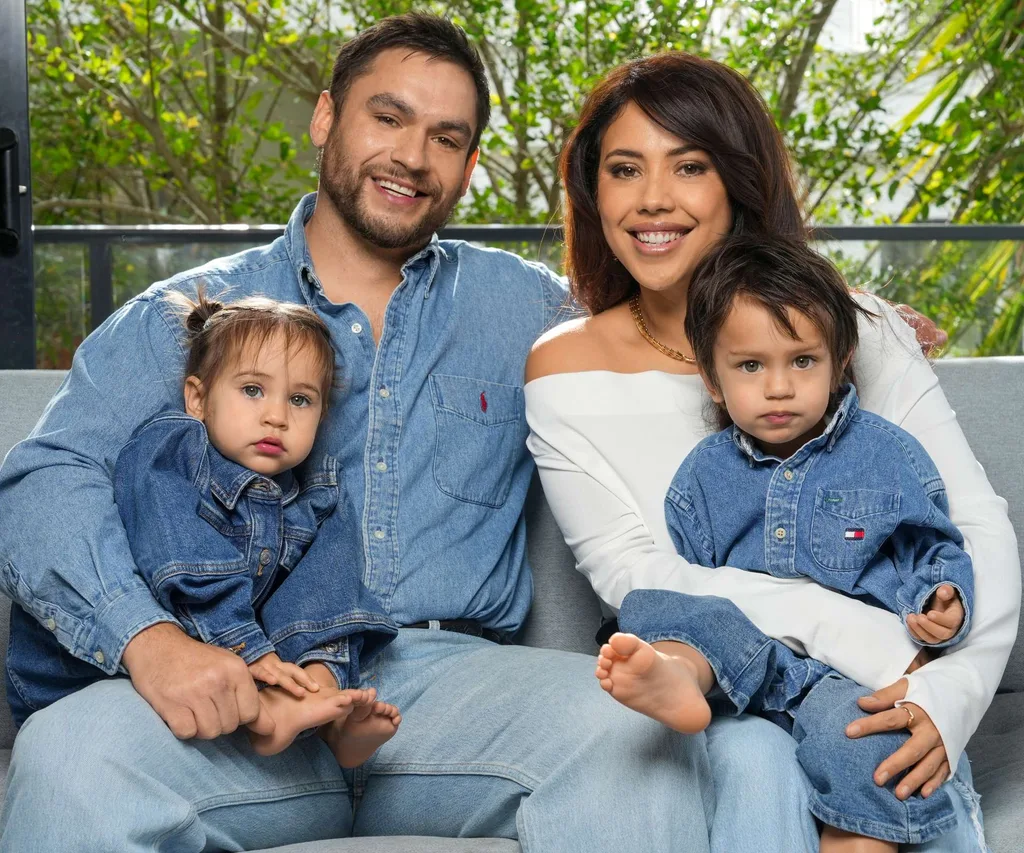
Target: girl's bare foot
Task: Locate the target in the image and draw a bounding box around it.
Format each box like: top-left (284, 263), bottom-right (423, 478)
top-left (247, 686), bottom-right (370, 756)
top-left (595, 633), bottom-right (712, 733)
top-left (320, 688), bottom-right (402, 768)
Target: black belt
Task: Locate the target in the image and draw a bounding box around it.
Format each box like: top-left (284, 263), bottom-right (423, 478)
top-left (404, 619), bottom-right (510, 645)
top-left (595, 618), bottom-right (619, 647)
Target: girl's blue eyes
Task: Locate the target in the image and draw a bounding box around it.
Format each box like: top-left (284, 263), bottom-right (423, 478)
top-left (740, 362), bottom-right (761, 374)
top-left (241, 386), bottom-right (313, 407)
top-left (794, 356), bottom-right (815, 369)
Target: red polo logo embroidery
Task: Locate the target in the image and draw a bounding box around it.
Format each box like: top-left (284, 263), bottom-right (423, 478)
top-left (480, 392), bottom-right (488, 413)
top-left (844, 528), bottom-right (865, 541)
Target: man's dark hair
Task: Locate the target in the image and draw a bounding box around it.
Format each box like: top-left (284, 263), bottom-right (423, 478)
top-left (329, 13), bottom-right (490, 155)
top-left (685, 236), bottom-right (876, 398)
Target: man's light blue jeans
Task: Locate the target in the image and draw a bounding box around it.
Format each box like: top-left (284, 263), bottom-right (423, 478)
top-left (0, 630), bottom-right (987, 852)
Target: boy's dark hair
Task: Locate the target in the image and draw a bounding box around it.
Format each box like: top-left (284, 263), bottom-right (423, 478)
top-left (685, 236), bottom-right (875, 407)
top-left (329, 13), bottom-right (490, 155)
top-left (167, 288), bottom-right (336, 416)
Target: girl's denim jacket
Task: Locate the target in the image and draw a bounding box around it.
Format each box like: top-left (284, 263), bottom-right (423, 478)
top-left (664, 385), bottom-right (974, 648)
top-left (5, 412), bottom-right (397, 724)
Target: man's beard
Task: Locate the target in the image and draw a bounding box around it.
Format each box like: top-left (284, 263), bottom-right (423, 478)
top-left (318, 133), bottom-right (462, 251)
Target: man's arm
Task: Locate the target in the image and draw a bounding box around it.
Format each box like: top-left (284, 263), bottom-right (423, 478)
top-left (0, 295), bottom-right (186, 670)
top-left (0, 290), bottom-right (265, 738)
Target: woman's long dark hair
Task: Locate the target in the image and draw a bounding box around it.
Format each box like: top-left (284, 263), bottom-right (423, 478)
top-left (560, 52), bottom-right (806, 315)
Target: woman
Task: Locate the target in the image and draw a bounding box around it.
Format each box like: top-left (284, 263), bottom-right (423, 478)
top-left (526, 52), bottom-right (1019, 851)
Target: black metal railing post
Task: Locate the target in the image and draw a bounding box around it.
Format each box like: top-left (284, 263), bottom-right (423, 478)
top-left (88, 239), bottom-right (114, 332)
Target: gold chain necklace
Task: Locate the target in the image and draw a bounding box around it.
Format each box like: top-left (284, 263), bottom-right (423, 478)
top-left (628, 294), bottom-right (696, 364)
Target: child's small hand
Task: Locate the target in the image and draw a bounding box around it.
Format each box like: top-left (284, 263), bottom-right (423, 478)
top-left (248, 652), bottom-right (321, 698)
top-left (907, 584), bottom-right (964, 645)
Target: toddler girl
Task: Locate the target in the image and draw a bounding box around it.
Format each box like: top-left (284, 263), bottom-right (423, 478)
top-left (114, 289), bottom-right (401, 765)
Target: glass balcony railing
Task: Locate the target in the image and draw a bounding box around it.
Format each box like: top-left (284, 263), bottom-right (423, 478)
top-left (31, 224), bottom-right (1024, 368)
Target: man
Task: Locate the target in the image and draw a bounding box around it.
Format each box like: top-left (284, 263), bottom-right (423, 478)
top-left (0, 14), bottom-right (729, 851)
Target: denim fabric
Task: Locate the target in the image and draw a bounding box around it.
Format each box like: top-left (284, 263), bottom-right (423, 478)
top-left (619, 589), bottom-right (960, 844)
top-left (6, 412), bottom-right (400, 723)
top-left (0, 632), bottom-right (720, 853)
top-left (0, 193), bottom-right (569, 690)
top-left (618, 589), bottom-right (832, 729)
top-left (794, 674), bottom-right (958, 844)
top-left (664, 385), bottom-right (974, 646)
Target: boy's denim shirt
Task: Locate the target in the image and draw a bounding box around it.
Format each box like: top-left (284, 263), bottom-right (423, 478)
top-left (5, 411), bottom-right (399, 723)
top-left (0, 193), bottom-right (570, 716)
top-left (664, 385), bottom-right (974, 647)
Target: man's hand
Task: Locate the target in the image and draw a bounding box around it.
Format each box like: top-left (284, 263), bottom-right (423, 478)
top-left (249, 652), bottom-right (321, 698)
top-left (893, 304), bottom-right (948, 357)
top-left (122, 622), bottom-right (273, 740)
top-left (907, 584), bottom-right (964, 645)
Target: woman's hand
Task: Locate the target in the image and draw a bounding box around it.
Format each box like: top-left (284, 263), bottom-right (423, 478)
top-left (845, 678), bottom-right (950, 800)
top-left (893, 303), bottom-right (948, 356)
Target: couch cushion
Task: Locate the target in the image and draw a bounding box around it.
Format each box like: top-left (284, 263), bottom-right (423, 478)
top-left (521, 478), bottom-right (603, 655)
top-left (248, 839), bottom-right (519, 853)
top-left (967, 692), bottom-right (1024, 852)
top-left (934, 358), bottom-right (1024, 692)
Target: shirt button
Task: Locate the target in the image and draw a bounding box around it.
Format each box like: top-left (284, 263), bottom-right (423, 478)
top-left (351, 323), bottom-right (363, 334)
top-left (46, 618), bottom-right (56, 631)
top-left (376, 461), bottom-right (388, 472)
top-left (379, 388), bottom-right (390, 398)
top-left (775, 527), bottom-right (786, 540)
top-left (783, 470), bottom-right (794, 481)
top-left (259, 549), bottom-right (272, 566)
top-left (94, 651), bottom-right (105, 665)
top-left (323, 643), bottom-right (339, 653)
top-left (373, 529), bottom-right (386, 540)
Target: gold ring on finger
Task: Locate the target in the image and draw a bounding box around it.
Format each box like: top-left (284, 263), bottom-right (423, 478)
top-left (905, 706), bottom-right (915, 726)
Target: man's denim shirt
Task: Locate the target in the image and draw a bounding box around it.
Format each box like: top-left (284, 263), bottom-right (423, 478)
top-left (0, 193), bottom-right (568, 705)
top-left (664, 385), bottom-right (974, 647)
top-left (6, 412), bottom-right (399, 721)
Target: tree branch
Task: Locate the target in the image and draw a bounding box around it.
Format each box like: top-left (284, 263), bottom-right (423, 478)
top-left (34, 198), bottom-right (188, 222)
top-left (778, 0), bottom-right (839, 125)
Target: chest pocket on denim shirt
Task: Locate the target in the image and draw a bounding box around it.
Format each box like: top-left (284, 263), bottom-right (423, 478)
top-left (811, 488), bottom-right (900, 572)
top-left (429, 373), bottom-right (524, 508)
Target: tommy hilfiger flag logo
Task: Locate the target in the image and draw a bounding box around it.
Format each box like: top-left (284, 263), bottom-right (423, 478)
top-left (844, 528), bottom-right (866, 540)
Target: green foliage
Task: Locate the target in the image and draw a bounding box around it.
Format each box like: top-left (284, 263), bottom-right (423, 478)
top-left (28, 0), bottom-right (1024, 362)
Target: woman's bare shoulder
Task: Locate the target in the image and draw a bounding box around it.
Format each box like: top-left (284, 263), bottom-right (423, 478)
top-left (526, 308), bottom-right (625, 382)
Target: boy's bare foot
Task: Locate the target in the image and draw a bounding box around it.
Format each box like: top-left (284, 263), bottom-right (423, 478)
top-left (595, 633), bottom-right (712, 734)
top-left (320, 688), bottom-right (402, 768)
top-left (247, 686), bottom-right (370, 756)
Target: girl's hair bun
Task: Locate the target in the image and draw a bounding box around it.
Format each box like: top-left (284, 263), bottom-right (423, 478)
top-left (184, 287), bottom-right (224, 337)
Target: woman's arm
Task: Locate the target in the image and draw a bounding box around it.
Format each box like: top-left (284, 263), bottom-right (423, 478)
top-left (526, 384), bottom-right (919, 690)
top-left (853, 295), bottom-right (1021, 765)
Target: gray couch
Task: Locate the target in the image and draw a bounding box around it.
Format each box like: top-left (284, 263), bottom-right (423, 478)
top-left (0, 361), bottom-right (1021, 852)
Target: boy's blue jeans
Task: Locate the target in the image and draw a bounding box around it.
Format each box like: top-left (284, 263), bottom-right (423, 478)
top-left (619, 588), bottom-right (975, 846)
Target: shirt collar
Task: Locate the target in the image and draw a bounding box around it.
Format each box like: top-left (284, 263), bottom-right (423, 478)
top-left (284, 193), bottom-right (449, 301)
top-left (731, 383), bottom-right (860, 464)
top-left (205, 438), bottom-right (299, 510)
top-left (822, 383), bottom-right (859, 450)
